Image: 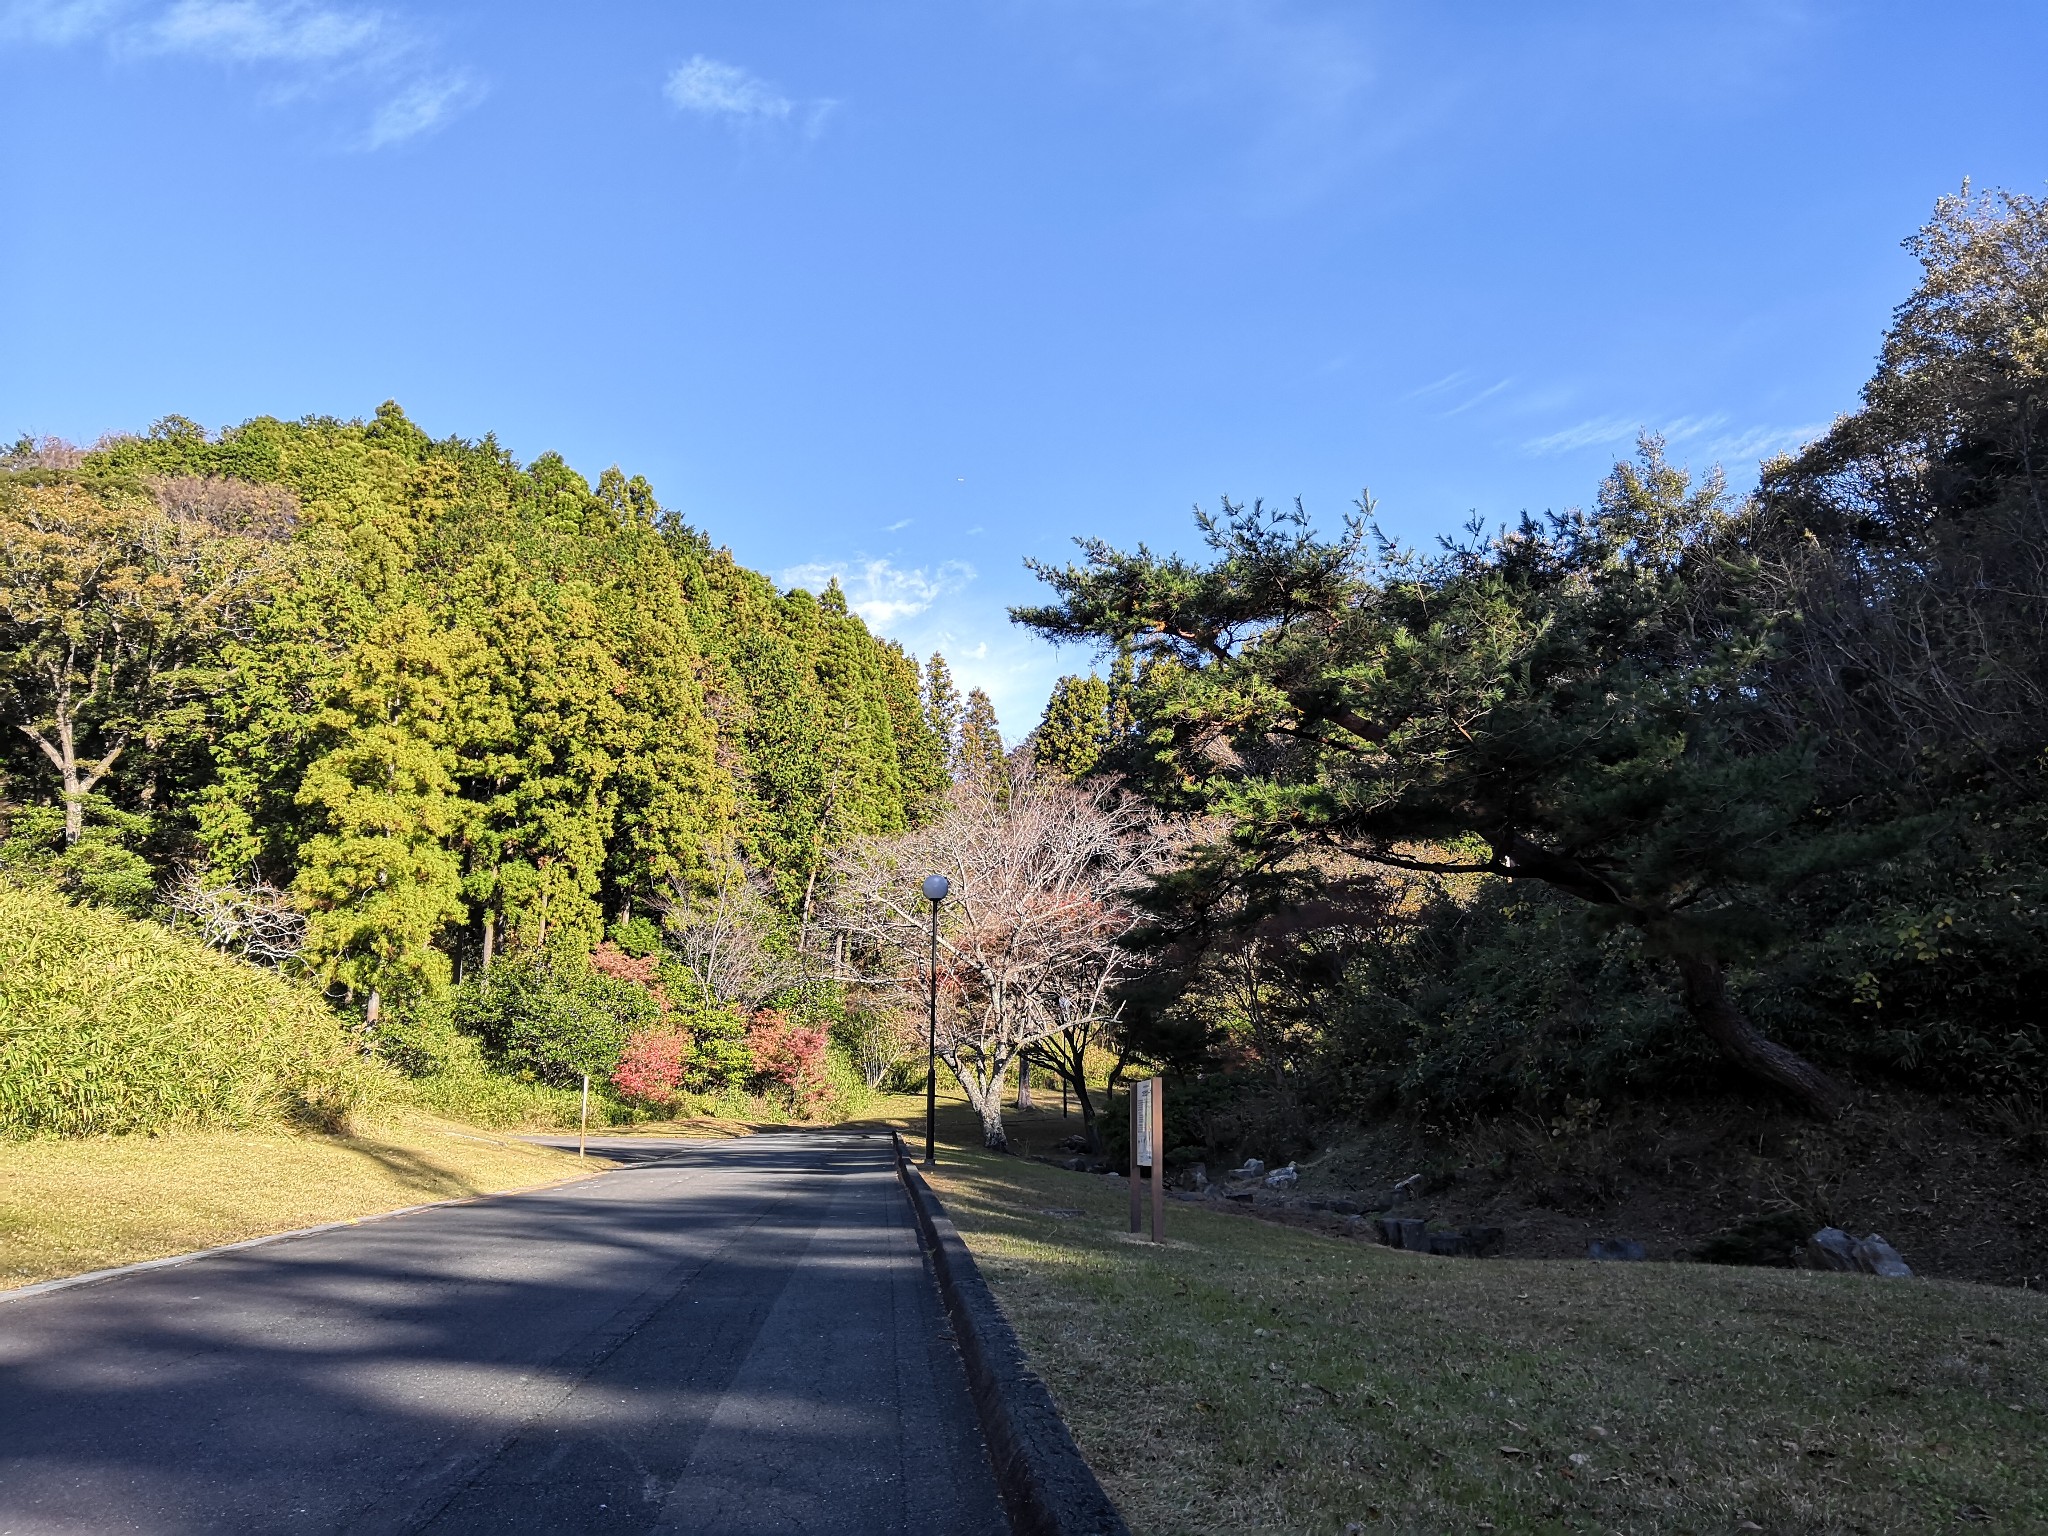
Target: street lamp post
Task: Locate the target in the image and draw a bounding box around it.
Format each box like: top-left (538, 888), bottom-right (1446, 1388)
top-left (921, 873), bottom-right (949, 1167)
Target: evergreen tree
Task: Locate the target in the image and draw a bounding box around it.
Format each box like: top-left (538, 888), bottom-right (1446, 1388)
top-left (956, 687), bottom-right (1007, 793)
top-left (1032, 673), bottom-right (1110, 778)
top-left (922, 653), bottom-right (962, 764)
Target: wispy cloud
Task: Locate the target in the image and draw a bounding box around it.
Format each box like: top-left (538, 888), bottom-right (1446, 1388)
top-left (664, 53), bottom-right (834, 137)
top-left (883, 517), bottom-right (912, 532)
top-left (1521, 416), bottom-right (1640, 456)
top-left (1702, 422), bottom-right (1828, 462)
top-left (1521, 412), bottom-right (1828, 464)
top-left (778, 557), bottom-right (976, 629)
top-left (1, 0), bottom-right (481, 146)
top-left (1436, 377), bottom-right (1513, 418)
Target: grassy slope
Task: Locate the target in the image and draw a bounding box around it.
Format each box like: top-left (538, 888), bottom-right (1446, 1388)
top-left (0, 1113), bottom-right (602, 1290)
top-left (908, 1104), bottom-right (2046, 1535)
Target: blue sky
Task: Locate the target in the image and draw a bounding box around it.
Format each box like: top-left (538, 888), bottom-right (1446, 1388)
top-left (5, 2), bottom-right (2047, 734)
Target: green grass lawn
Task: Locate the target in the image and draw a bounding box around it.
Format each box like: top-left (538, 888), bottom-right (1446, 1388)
top-left (910, 1104), bottom-right (2047, 1535)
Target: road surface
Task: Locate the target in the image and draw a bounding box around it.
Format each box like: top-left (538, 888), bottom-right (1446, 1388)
top-left (0, 1133), bottom-right (1007, 1535)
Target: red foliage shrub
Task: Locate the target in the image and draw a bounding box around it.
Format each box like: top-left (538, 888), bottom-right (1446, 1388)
top-left (612, 1028), bottom-right (691, 1106)
top-left (590, 941), bottom-right (669, 1011)
top-left (745, 1008), bottom-right (830, 1108)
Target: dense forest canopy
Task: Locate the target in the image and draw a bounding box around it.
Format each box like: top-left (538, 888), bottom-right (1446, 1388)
top-left (0, 405), bottom-right (949, 1020)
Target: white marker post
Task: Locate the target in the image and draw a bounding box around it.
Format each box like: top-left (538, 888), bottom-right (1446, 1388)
top-left (1129, 1077), bottom-right (1165, 1243)
top-left (579, 1072), bottom-right (590, 1158)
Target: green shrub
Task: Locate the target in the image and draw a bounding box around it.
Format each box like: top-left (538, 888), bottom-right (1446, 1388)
top-left (451, 948), bottom-right (657, 1087)
top-left (0, 882), bottom-right (388, 1137)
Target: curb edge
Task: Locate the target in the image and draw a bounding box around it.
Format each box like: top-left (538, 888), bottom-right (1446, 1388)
top-left (893, 1133), bottom-right (1131, 1536)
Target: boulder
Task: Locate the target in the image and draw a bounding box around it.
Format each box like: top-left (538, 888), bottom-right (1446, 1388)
top-left (1191, 1162), bottom-right (1209, 1191)
top-left (1427, 1230), bottom-right (1471, 1257)
top-left (1327, 1199), bottom-right (1363, 1217)
top-left (1265, 1163), bottom-right (1300, 1190)
top-left (1375, 1216), bottom-right (1429, 1251)
top-left (1806, 1227), bottom-right (1860, 1272)
top-left (1851, 1234), bottom-right (1912, 1278)
top-left (1231, 1158), bottom-right (1266, 1179)
top-left (1587, 1238), bottom-right (1647, 1262)
top-left (1226, 1189), bottom-right (1255, 1204)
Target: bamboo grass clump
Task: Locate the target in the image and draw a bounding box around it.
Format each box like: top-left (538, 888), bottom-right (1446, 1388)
top-left (0, 884), bottom-right (390, 1137)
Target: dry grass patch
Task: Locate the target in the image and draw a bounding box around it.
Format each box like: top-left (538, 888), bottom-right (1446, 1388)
top-left (1, 1112), bottom-right (604, 1290)
top-left (924, 1141), bottom-right (2048, 1535)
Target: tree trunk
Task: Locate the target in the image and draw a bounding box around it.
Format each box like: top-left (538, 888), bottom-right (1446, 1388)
top-left (481, 910), bottom-right (496, 971)
top-left (941, 1048), bottom-right (1013, 1151)
top-left (1669, 949), bottom-right (1844, 1117)
top-left (1016, 1068), bottom-right (1033, 1110)
top-left (975, 1080), bottom-right (1010, 1151)
top-left (365, 988), bottom-right (382, 1028)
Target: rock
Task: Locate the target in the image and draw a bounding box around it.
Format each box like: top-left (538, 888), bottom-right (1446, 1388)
top-left (1039, 1207), bottom-right (1087, 1220)
top-left (1851, 1234), bottom-right (1913, 1278)
top-left (1427, 1230), bottom-right (1471, 1257)
top-left (1226, 1190), bottom-right (1255, 1204)
top-left (1265, 1163), bottom-right (1300, 1190)
top-left (1327, 1199), bottom-right (1362, 1217)
top-left (1466, 1225), bottom-right (1505, 1258)
top-left (1392, 1172), bottom-right (1424, 1196)
top-left (1191, 1162), bottom-right (1208, 1191)
top-left (1231, 1158), bottom-right (1266, 1179)
top-left (1806, 1227), bottom-right (1860, 1271)
top-left (1375, 1216), bottom-right (1428, 1251)
top-left (1587, 1238), bottom-right (1647, 1262)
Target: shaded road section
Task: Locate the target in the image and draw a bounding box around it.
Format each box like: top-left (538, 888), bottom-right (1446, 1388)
top-left (0, 1133), bottom-right (1006, 1535)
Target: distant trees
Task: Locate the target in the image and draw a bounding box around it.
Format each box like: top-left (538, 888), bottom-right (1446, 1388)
top-left (831, 770), bottom-right (1160, 1149)
top-left (0, 404), bottom-right (951, 1034)
top-left (0, 473), bottom-right (289, 847)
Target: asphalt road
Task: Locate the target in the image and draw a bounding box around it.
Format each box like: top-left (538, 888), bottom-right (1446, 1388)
top-left (0, 1133), bottom-right (1007, 1536)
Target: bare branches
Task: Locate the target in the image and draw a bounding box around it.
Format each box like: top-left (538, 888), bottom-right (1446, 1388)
top-left (829, 768), bottom-right (1165, 1148)
top-left (167, 868), bottom-right (306, 966)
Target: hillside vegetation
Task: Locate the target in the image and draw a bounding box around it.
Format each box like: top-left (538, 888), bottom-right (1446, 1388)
top-left (0, 883), bottom-right (382, 1137)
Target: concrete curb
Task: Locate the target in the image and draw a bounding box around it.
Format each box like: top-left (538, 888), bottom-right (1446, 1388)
top-left (893, 1133), bottom-right (1130, 1536)
top-left (0, 1162), bottom-right (619, 1305)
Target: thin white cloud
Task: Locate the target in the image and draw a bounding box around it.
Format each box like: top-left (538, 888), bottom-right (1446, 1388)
top-left (1436, 377), bottom-right (1513, 418)
top-left (884, 517), bottom-right (912, 532)
top-left (663, 54), bottom-right (835, 138)
top-left (1521, 416), bottom-right (1640, 456)
top-left (3, 0), bottom-right (479, 147)
top-left (0, 0), bottom-right (122, 44)
top-left (366, 69), bottom-right (481, 148)
top-left (1522, 413), bottom-right (1827, 464)
top-left (779, 557), bottom-right (976, 629)
top-left (665, 54), bottom-right (791, 120)
top-left (1704, 422), bottom-right (1828, 462)
top-left (144, 0), bottom-right (381, 63)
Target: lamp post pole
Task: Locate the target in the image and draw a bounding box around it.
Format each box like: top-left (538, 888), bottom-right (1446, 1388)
top-left (921, 873), bottom-right (949, 1167)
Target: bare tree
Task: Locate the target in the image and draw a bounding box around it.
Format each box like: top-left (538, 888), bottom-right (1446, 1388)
top-left (659, 858), bottom-right (800, 1008)
top-left (167, 867), bottom-right (307, 966)
top-left (831, 768), bottom-right (1161, 1150)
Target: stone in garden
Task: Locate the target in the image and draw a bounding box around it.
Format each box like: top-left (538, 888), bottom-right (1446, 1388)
top-left (1226, 1190), bottom-right (1255, 1203)
top-left (1427, 1230), bottom-right (1471, 1257)
top-left (1806, 1227), bottom-right (1860, 1271)
top-left (1587, 1238), bottom-right (1646, 1262)
top-left (1328, 1199), bottom-right (1362, 1216)
top-left (1851, 1234), bottom-right (1912, 1277)
top-left (1232, 1158), bottom-right (1266, 1179)
top-left (1378, 1216), bottom-right (1426, 1250)
top-left (1466, 1225), bottom-right (1505, 1257)
top-left (1265, 1163), bottom-right (1299, 1189)
top-left (1191, 1162), bottom-right (1208, 1190)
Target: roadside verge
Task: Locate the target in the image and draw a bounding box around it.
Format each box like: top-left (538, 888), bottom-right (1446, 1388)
top-left (893, 1132), bottom-right (1129, 1536)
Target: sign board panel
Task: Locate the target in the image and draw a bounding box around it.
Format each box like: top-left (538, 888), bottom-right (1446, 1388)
top-left (1134, 1079), bottom-right (1154, 1168)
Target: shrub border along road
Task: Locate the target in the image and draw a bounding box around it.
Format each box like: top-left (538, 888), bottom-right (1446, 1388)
top-left (893, 1132), bottom-right (1130, 1536)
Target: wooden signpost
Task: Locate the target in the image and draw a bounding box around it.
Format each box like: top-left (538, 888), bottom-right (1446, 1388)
top-left (1129, 1075), bottom-right (1165, 1243)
